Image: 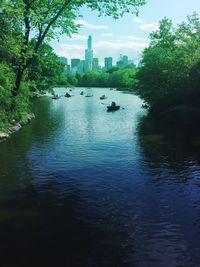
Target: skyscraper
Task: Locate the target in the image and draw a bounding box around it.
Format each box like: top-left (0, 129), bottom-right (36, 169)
top-left (93, 58), bottom-right (100, 71)
top-left (85, 35), bottom-right (93, 72)
top-left (104, 57), bottom-right (113, 71)
top-left (116, 55), bottom-right (129, 68)
top-left (71, 58), bottom-right (81, 73)
top-left (88, 35), bottom-right (92, 50)
top-left (122, 55), bottom-right (128, 66)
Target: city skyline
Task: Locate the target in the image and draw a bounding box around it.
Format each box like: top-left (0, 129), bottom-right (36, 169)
top-left (62, 35), bottom-right (133, 74)
top-left (51, 0), bottom-right (200, 65)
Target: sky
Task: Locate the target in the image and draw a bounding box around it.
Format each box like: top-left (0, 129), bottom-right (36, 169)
top-left (51, 0), bottom-right (200, 66)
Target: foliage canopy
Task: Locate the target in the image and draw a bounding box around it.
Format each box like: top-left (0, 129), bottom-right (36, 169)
top-left (137, 13), bottom-right (200, 112)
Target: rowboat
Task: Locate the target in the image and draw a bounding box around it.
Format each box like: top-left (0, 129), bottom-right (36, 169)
top-left (107, 105), bottom-right (120, 112)
top-left (100, 95), bottom-right (107, 100)
top-left (85, 94), bottom-right (93, 97)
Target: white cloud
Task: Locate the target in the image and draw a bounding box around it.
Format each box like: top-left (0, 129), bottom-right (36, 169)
top-left (69, 34), bottom-right (88, 40)
top-left (61, 44), bottom-right (85, 50)
top-left (75, 19), bottom-right (109, 30)
top-left (56, 44), bottom-right (85, 61)
top-left (133, 17), bottom-right (159, 31)
top-left (128, 36), bottom-right (148, 41)
top-left (95, 41), bottom-right (149, 50)
top-left (133, 17), bottom-right (145, 24)
top-left (101, 33), bottom-right (115, 37)
top-left (139, 23), bottom-right (159, 31)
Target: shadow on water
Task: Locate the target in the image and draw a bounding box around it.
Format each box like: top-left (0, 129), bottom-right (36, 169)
top-left (134, 115), bottom-right (200, 266)
top-left (137, 115), bottom-right (200, 171)
top-left (0, 97), bottom-right (64, 200)
top-left (0, 177), bottom-right (133, 267)
top-left (31, 97), bottom-right (66, 142)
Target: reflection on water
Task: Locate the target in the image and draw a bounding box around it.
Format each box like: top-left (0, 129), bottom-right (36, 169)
top-left (0, 87), bottom-right (200, 267)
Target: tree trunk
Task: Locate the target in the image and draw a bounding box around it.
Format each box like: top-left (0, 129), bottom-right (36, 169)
top-left (13, 67), bottom-right (25, 97)
top-left (10, 66), bottom-right (26, 111)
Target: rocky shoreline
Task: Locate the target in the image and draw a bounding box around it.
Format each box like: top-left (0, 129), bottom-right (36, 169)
top-left (0, 113), bottom-right (35, 142)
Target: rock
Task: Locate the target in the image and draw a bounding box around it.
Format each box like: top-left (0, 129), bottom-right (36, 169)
top-left (20, 113), bottom-right (35, 125)
top-left (0, 113), bottom-right (35, 142)
top-left (0, 132), bottom-right (9, 140)
top-left (10, 123), bottom-right (22, 133)
top-left (27, 113), bottom-right (35, 121)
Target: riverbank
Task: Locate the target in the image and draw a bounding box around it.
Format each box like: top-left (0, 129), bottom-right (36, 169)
top-left (0, 113), bottom-right (35, 142)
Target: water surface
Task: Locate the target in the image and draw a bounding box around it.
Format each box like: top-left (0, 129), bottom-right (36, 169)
top-left (0, 87), bottom-right (200, 267)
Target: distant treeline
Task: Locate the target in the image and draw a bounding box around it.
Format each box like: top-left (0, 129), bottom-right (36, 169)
top-left (59, 65), bottom-right (137, 90)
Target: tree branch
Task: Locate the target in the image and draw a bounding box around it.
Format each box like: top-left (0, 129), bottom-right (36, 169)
top-left (34, 0), bottom-right (73, 53)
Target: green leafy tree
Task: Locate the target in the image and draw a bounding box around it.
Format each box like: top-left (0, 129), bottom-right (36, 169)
top-left (66, 74), bottom-right (78, 86)
top-left (1, 0), bottom-right (145, 99)
top-left (137, 13), bottom-right (200, 112)
top-left (67, 65), bottom-right (137, 89)
top-left (29, 42), bottom-right (65, 91)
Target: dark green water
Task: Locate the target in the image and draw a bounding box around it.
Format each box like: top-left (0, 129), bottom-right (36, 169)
top-left (0, 87), bottom-right (200, 267)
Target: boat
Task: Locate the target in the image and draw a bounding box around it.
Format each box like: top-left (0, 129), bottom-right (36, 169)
top-left (52, 94), bottom-right (60, 99)
top-left (100, 95), bottom-right (107, 100)
top-left (80, 91), bottom-right (84, 95)
top-left (85, 94), bottom-right (93, 97)
top-left (107, 105), bottom-right (120, 112)
top-left (65, 92), bottom-right (71, 98)
top-left (141, 104), bottom-right (149, 109)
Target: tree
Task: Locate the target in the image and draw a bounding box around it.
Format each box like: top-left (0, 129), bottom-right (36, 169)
top-left (1, 0), bottom-right (145, 103)
top-left (136, 17), bottom-right (177, 110)
top-left (137, 13), bottom-right (200, 112)
top-left (29, 42), bottom-right (65, 92)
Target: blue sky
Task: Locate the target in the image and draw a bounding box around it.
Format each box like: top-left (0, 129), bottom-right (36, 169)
top-left (51, 0), bottom-right (200, 66)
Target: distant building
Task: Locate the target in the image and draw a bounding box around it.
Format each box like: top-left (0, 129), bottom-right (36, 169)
top-left (93, 58), bottom-right (100, 71)
top-left (104, 57), bottom-right (113, 71)
top-left (128, 60), bottom-right (134, 65)
top-left (116, 60), bottom-right (124, 68)
top-left (77, 60), bottom-right (85, 73)
top-left (67, 36), bottom-right (135, 73)
top-left (71, 58), bottom-right (81, 73)
top-left (116, 55), bottom-right (129, 68)
top-left (59, 57), bottom-right (68, 73)
top-left (71, 58), bottom-right (80, 69)
top-left (59, 56), bottom-right (68, 65)
top-left (88, 35), bottom-right (92, 50)
top-left (84, 61), bottom-right (92, 73)
top-left (85, 35), bottom-right (93, 72)
top-left (122, 55), bottom-right (128, 66)
top-left (66, 65), bottom-right (71, 73)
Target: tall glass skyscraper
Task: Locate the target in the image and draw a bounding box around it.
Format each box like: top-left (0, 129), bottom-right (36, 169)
top-left (104, 57), bottom-right (113, 71)
top-left (85, 35), bottom-right (93, 71)
top-left (88, 35), bottom-right (92, 50)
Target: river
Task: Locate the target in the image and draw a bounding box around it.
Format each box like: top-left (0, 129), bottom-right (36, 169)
top-left (0, 87), bottom-right (200, 267)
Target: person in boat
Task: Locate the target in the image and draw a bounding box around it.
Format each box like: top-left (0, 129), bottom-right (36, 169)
top-left (100, 94), bottom-right (106, 100)
top-left (65, 92), bottom-right (71, 97)
top-left (111, 101), bottom-right (116, 107)
top-left (52, 94), bottom-right (59, 99)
